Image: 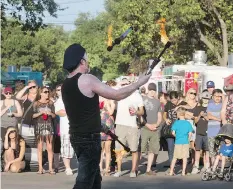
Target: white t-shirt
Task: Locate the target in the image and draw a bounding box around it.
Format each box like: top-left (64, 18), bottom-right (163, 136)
top-left (54, 97), bottom-right (70, 135)
top-left (115, 91), bottom-right (144, 128)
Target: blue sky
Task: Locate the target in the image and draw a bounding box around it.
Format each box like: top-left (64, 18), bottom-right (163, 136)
top-left (44, 0), bottom-right (106, 31)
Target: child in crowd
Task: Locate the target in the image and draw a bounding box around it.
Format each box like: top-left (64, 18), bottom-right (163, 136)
top-left (169, 107), bottom-right (193, 176)
top-left (211, 138), bottom-right (233, 178)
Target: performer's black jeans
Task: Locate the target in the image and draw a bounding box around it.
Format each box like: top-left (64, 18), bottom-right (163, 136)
top-left (70, 133), bottom-right (102, 189)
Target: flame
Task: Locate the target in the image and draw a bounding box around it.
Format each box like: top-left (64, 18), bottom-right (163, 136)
top-left (107, 25), bottom-right (113, 47)
top-left (157, 18), bottom-right (169, 44)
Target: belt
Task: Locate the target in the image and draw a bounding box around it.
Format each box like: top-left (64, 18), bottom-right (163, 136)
top-left (72, 132), bottom-right (100, 138)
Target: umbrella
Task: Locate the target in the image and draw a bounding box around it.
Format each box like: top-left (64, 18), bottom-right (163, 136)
top-left (224, 74), bottom-right (233, 86)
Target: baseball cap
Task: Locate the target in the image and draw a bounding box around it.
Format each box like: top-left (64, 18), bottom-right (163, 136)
top-left (201, 91), bottom-right (211, 99)
top-left (63, 44), bottom-right (86, 71)
top-left (148, 83), bottom-right (157, 91)
top-left (206, 81), bottom-right (215, 88)
top-left (4, 87), bottom-right (13, 93)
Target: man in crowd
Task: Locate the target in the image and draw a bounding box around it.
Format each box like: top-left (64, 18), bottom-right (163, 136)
top-left (141, 83), bottom-right (162, 175)
top-left (206, 81), bottom-right (215, 95)
top-left (55, 84), bottom-right (74, 176)
top-left (207, 89), bottom-right (223, 165)
top-left (61, 43), bottom-right (151, 188)
top-left (114, 78), bottom-right (144, 178)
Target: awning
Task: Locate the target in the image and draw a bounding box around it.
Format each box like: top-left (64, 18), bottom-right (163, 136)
top-left (172, 70), bottom-right (185, 77)
top-left (224, 74), bottom-right (233, 86)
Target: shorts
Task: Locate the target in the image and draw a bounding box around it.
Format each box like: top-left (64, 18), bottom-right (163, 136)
top-left (208, 137), bottom-right (217, 158)
top-left (173, 144), bottom-right (190, 159)
top-left (60, 134), bottom-right (74, 159)
top-left (141, 128), bottom-right (160, 154)
top-left (195, 135), bottom-right (209, 151)
top-left (115, 125), bottom-right (139, 152)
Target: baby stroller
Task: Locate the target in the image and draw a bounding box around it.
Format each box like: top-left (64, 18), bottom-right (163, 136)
top-left (202, 124), bottom-right (233, 182)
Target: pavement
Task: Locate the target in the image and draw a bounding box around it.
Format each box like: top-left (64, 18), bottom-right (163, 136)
top-left (1, 151), bottom-right (233, 189)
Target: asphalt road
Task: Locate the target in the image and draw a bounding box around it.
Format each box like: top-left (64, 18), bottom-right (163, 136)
top-left (1, 151), bottom-right (233, 189)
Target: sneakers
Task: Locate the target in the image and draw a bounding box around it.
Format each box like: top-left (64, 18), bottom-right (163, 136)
top-left (191, 166), bottom-right (200, 174)
top-left (130, 171), bottom-right (137, 178)
top-left (65, 168), bottom-right (73, 176)
top-left (218, 172), bottom-right (224, 178)
top-left (113, 171), bottom-right (122, 177)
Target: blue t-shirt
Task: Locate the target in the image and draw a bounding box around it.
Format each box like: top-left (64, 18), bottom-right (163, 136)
top-left (207, 102), bottom-right (222, 137)
top-left (171, 120), bottom-right (193, 145)
top-left (219, 144), bottom-right (233, 157)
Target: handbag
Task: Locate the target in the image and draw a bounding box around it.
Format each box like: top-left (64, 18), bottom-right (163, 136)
top-left (136, 116), bottom-right (147, 128)
top-left (19, 100), bottom-right (35, 135)
top-left (161, 123), bottom-right (174, 138)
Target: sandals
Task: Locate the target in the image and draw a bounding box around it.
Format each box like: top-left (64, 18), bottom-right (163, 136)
top-left (37, 170), bottom-right (45, 174)
top-left (168, 173), bottom-right (176, 176)
top-left (104, 171), bottom-right (111, 176)
top-left (49, 170), bottom-right (56, 175)
top-left (37, 169), bottom-right (55, 175)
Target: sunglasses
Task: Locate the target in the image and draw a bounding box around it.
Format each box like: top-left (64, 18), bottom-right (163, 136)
top-left (43, 91), bottom-right (49, 94)
top-left (5, 92), bottom-right (12, 95)
top-left (189, 92), bottom-right (197, 96)
top-left (29, 86), bottom-right (37, 90)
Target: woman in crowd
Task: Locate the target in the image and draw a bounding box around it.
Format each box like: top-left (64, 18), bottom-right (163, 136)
top-left (16, 80), bottom-right (38, 137)
top-left (99, 81), bottom-right (116, 176)
top-left (3, 126), bottom-right (26, 173)
top-left (32, 86), bottom-right (56, 174)
top-left (1, 87), bottom-right (23, 141)
top-left (163, 91), bottom-right (183, 171)
top-left (159, 92), bottom-right (169, 111)
top-left (221, 84), bottom-right (233, 125)
top-left (158, 92), bottom-right (169, 152)
top-left (184, 88), bottom-right (198, 165)
top-left (140, 86), bottom-right (147, 97)
top-left (50, 86), bottom-right (61, 173)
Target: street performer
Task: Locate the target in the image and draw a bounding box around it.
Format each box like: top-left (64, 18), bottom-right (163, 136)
top-left (61, 43), bottom-right (151, 189)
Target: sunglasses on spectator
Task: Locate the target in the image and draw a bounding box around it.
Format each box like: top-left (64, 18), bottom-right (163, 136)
top-left (5, 92), bottom-right (12, 95)
top-left (43, 91), bottom-right (49, 94)
top-left (189, 92), bottom-right (197, 96)
top-left (29, 86), bottom-right (37, 90)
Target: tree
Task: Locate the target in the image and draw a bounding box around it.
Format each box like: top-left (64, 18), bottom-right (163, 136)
top-left (169, 0), bottom-right (233, 66)
top-left (1, 0), bottom-right (59, 31)
top-left (1, 22), bottom-right (69, 83)
top-left (70, 12), bottom-right (131, 80)
top-left (105, 0), bottom-right (233, 67)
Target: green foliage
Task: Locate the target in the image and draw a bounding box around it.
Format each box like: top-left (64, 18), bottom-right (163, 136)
top-left (70, 12), bottom-right (131, 80)
top-left (1, 0), bottom-right (59, 31)
top-left (2, 0), bottom-right (232, 86)
top-left (1, 22), bottom-right (69, 83)
top-left (105, 0), bottom-right (233, 66)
